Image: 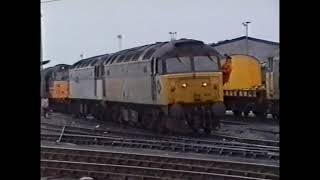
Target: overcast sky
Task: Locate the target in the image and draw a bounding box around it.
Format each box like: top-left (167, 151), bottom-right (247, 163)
top-left (41, 0), bottom-right (279, 67)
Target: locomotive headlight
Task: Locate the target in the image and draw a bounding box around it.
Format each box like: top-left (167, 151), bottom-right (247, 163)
top-left (202, 82), bottom-right (208, 87)
top-left (181, 83), bottom-right (187, 88)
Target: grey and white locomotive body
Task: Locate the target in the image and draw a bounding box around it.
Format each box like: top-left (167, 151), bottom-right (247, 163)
top-left (102, 43), bottom-right (163, 105)
top-left (69, 56), bottom-right (106, 101)
top-left (67, 39), bottom-right (225, 134)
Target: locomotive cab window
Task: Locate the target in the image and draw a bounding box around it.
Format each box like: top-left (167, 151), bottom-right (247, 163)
top-left (163, 55), bottom-right (220, 74)
top-left (194, 56), bottom-right (219, 72)
top-left (165, 57), bottom-right (192, 73)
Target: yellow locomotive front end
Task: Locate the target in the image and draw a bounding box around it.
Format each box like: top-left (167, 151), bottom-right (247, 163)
top-left (159, 72), bottom-right (223, 105)
top-left (221, 55), bottom-right (268, 117)
top-left (46, 64), bottom-right (71, 113)
top-left (49, 81), bottom-right (69, 100)
top-left (152, 48), bottom-right (225, 134)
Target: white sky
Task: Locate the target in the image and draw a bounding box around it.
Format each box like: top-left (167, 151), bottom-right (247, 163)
top-left (41, 0), bottom-right (279, 67)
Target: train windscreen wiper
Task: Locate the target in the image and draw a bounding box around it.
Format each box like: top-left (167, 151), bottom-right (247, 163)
top-left (176, 56), bottom-right (190, 68)
top-left (207, 55), bottom-right (217, 64)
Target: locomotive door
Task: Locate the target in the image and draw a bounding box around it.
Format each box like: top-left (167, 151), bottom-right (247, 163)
top-left (94, 64), bottom-right (105, 99)
top-left (151, 58), bottom-right (157, 101)
top-left (102, 66), bottom-right (106, 98)
top-left (94, 66), bottom-right (98, 97)
top-left (266, 57), bottom-right (274, 100)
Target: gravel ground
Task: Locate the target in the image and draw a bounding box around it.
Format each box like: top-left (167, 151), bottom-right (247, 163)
top-left (41, 112), bottom-right (279, 141)
top-left (41, 113), bottom-right (145, 134)
top-left (217, 118), bottom-right (279, 141)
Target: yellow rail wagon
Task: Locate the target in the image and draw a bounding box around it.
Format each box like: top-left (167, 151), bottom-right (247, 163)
top-left (221, 55), bottom-right (267, 117)
top-left (222, 54), bottom-right (262, 90)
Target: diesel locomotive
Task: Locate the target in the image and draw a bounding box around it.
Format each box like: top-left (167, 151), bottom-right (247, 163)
top-left (42, 39), bottom-right (226, 134)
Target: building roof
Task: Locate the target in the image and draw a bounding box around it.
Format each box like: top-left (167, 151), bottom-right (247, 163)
top-left (210, 36), bottom-right (279, 47)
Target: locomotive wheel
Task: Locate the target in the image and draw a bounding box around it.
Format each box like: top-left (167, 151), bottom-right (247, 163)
top-left (141, 111), bottom-right (154, 130)
top-left (167, 104), bottom-right (193, 134)
top-left (203, 110), bottom-right (213, 134)
top-left (128, 108), bottom-right (139, 127)
top-left (110, 106), bottom-right (121, 123)
top-left (118, 109), bottom-right (129, 127)
top-left (102, 103), bottom-right (112, 122)
top-left (156, 112), bottom-right (167, 133)
top-left (143, 109), bottom-right (165, 131)
top-left (150, 110), bottom-right (166, 133)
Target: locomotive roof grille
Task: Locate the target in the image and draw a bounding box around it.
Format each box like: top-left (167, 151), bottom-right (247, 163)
top-left (72, 54), bottom-right (108, 68)
top-left (92, 55), bottom-right (109, 66)
top-left (142, 48), bottom-right (157, 60)
top-left (124, 53), bottom-right (134, 62)
top-left (103, 55), bottom-right (113, 65)
top-left (70, 39), bottom-right (220, 68)
top-left (81, 60), bottom-right (92, 67)
top-left (109, 54), bottom-right (120, 64)
top-left (116, 54), bottom-right (126, 63)
top-left (131, 51), bottom-right (142, 61)
top-left (142, 42), bottom-right (167, 60)
top-left (90, 59), bottom-right (98, 66)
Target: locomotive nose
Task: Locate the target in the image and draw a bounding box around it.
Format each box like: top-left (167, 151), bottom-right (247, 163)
top-left (166, 73), bottom-right (223, 104)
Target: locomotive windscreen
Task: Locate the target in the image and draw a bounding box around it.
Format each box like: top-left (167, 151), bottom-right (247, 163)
top-left (194, 56), bottom-right (219, 71)
top-left (164, 56), bottom-right (219, 74)
top-left (165, 57), bottom-right (192, 73)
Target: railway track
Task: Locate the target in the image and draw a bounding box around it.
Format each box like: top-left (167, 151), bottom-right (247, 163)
top-left (209, 133), bottom-right (278, 147)
top-left (43, 113), bottom-right (279, 146)
top-left (41, 132), bottom-right (279, 161)
top-left (41, 146), bottom-right (279, 180)
top-left (41, 126), bottom-right (278, 153)
top-left (41, 122), bottom-right (279, 151)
